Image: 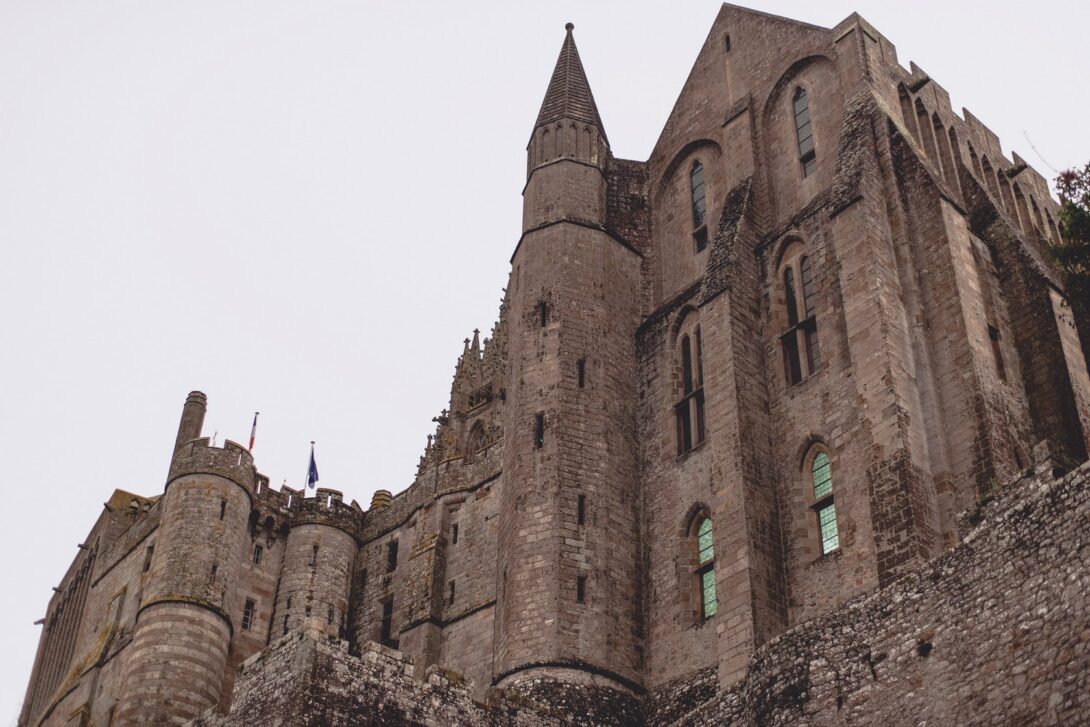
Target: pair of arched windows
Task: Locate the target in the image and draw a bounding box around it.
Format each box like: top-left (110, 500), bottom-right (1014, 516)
top-left (675, 320), bottom-right (706, 454)
top-left (780, 244), bottom-right (821, 385)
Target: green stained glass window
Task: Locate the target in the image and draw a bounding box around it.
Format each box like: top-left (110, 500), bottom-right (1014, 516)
top-left (812, 452), bottom-right (832, 499)
top-left (818, 503), bottom-right (839, 554)
top-left (697, 518), bottom-right (714, 564)
top-left (701, 568), bottom-right (718, 618)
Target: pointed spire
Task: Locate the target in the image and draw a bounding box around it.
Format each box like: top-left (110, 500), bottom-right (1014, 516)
top-left (471, 328), bottom-right (481, 356)
top-left (535, 23), bottom-right (606, 139)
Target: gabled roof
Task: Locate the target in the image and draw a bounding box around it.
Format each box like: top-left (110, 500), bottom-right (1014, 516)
top-left (534, 23), bottom-right (607, 140)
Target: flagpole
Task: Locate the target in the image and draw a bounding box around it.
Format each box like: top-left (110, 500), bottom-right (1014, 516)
top-left (304, 441), bottom-right (314, 498)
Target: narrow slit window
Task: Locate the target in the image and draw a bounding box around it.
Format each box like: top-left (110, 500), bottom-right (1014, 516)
top-left (386, 541), bottom-right (398, 572)
top-left (219, 499), bottom-right (227, 520)
top-left (577, 358), bottom-right (586, 388)
top-left (690, 162), bottom-right (707, 229)
top-left (282, 613), bottom-right (289, 635)
top-left (448, 580), bottom-right (456, 606)
top-left (209, 564), bottom-right (218, 583)
top-left (534, 413), bottom-right (545, 449)
top-left (252, 544), bottom-right (263, 566)
top-left (242, 599), bottom-right (255, 631)
top-left (451, 523), bottom-right (459, 545)
top-left (811, 452), bottom-right (839, 555)
top-left (577, 494), bottom-right (586, 526)
top-left (576, 575), bottom-right (586, 603)
top-left (310, 545), bottom-right (319, 567)
top-left (143, 545), bottom-right (154, 573)
top-left (696, 518), bottom-right (717, 620)
top-left (327, 604), bottom-right (334, 624)
top-left (793, 87), bottom-right (817, 177)
top-left (539, 301), bottom-right (548, 328)
top-left (380, 597), bottom-right (396, 647)
top-left (989, 325), bottom-right (1006, 381)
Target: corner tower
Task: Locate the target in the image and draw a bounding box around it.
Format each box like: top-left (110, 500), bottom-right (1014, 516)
top-left (116, 394), bottom-right (254, 725)
top-left (495, 24), bottom-right (644, 715)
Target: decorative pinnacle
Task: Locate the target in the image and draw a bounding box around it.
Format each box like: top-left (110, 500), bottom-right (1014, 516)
top-left (565, 22), bottom-right (574, 32)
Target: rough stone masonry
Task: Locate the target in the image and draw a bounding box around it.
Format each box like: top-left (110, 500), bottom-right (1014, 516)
top-left (20, 4), bottom-right (1090, 726)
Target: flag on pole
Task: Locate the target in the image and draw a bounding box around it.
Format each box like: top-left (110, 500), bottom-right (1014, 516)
top-left (248, 412), bottom-right (260, 452)
top-left (306, 442), bottom-right (319, 490)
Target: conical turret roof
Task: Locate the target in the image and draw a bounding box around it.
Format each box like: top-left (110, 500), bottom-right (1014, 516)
top-left (534, 23), bottom-right (607, 141)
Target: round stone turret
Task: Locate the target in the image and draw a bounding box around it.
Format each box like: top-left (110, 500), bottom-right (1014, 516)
top-left (270, 489), bottom-right (362, 639)
top-left (116, 437), bottom-right (255, 725)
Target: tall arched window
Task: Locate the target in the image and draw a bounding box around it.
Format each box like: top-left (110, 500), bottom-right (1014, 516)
top-left (464, 422), bottom-right (485, 464)
top-left (694, 517), bottom-right (717, 620)
top-left (690, 162), bottom-right (708, 252)
top-left (675, 323), bottom-right (706, 454)
top-left (793, 87), bottom-right (817, 177)
top-left (779, 243), bottom-right (821, 386)
top-left (810, 450), bottom-right (839, 555)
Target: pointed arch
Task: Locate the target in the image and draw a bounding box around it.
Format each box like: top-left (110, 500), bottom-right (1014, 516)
top-left (464, 421), bottom-right (486, 464)
top-left (915, 98), bottom-right (938, 160)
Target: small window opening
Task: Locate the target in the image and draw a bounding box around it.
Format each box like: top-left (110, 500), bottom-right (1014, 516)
top-left (576, 575), bottom-right (586, 603)
top-left (577, 494), bottom-right (586, 526)
top-left (305, 605), bottom-right (311, 618)
top-left (386, 540), bottom-right (399, 572)
top-left (693, 227), bottom-right (709, 253)
top-left (451, 523), bottom-right (459, 545)
top-left (252, 544), bottom-right (263, 565)
top-left (219, 499), bottom-right (227, 520)
top-left (327, 604), bottom-right (334, 624)
top-left (534, 413), bottom-right (545, 449)
top-left (142, 545), bottom-right (154, 573)
top-left (282, 613), bottom-right (289, 635)
top-left (539, 301), bottom-right (548, 328)
top-left (724, 33), bottom-right (731, 52)
top-left (242, 599), bottom-right (255, 631)
top-left (380, 597), bottom-right (396, 647)
top-left (310, 545), bottom-right (319, 567)
top-left (209, 563), bottom-right (218, 583)
top-left (448, 580), bottom-right (456, 606)
top-left (988, 325), bottom-right (1006, 381)
top-left (577, 358), bottom-right (586, 388)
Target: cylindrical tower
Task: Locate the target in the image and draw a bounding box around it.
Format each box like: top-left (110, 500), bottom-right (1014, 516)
top-left (271, 488), bottom-right (360, 640)
top-left (495, 24), bottom-right (644, 712)
top-left (116, 424), bottom-right (254, 725)
top-left (174, 390), bottom-right (207, 452)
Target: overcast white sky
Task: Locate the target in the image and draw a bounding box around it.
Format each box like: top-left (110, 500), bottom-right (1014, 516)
top-left (1, 0), bottom-right (1086, 721)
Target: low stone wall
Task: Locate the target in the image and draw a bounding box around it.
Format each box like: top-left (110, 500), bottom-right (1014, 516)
top-left (193, 456), bottom-right (1089, 726)
top-left (662, 458), bottom-right (1090, 726)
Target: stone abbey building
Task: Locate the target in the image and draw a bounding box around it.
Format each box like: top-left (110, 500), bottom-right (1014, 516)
top-left (21, 5), bottom-right (1090, 726)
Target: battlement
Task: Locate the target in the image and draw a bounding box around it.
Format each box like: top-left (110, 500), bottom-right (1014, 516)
top-left (168, 438), bottom-right (257, 495)
top-left (286, 487), bottom-right (365, 539)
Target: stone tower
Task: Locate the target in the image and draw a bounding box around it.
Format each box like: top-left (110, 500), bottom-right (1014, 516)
top-left (495, 23), bottom-right (645, 706)
top-left (115, 393), bottom-right (254, 725)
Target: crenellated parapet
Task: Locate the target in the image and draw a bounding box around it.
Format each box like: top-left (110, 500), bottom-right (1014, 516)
top-left (286, 488), bottom-right (365, 541)
top-left (168, 438), bottom-right (257, 498)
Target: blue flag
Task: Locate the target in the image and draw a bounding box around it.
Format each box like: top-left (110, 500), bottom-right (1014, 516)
top-left (306, 443), bottom-right (319, 489)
